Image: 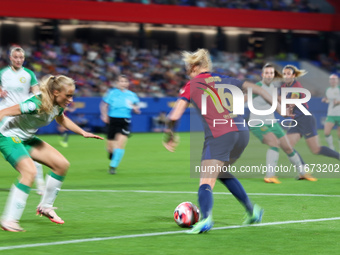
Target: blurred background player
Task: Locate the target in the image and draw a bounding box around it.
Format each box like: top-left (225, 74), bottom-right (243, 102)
top-left (57, 102), bottom-right (76, 148)
top-left (163, 49), bottom-right (284, 234)
top-left (281, 65), bottom-right (340, 175)
top-left (0, 75), bottom-right (103, 232)
top-left (322, 74), bottom-right (340, 152)
top-left (100, 75), bottom-right (140, 174)
top-left (249, 63), bottom-right (312, 183)
top-left (152, 111), bottom-right (167, 132)
top-left (0, 46), bottom-right (45, 195)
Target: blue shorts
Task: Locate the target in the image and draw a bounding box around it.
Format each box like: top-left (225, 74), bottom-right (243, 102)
top-left (202, 131), bottom-right (249, 162)
top-left (287, 115), bottom-right (318, 139)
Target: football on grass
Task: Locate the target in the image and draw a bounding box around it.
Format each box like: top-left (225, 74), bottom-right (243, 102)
top-left (173, 202), bottom-right (200, 228)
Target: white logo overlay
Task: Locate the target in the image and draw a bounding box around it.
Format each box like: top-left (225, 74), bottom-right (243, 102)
top-left (201, 85), bottom-right (311, 116)
top-left (199, 84), bottom-right (311, 128)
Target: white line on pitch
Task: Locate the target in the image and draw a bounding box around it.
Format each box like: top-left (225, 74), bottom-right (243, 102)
top-left (56, 189), bottom-right (340, 198)
top-left (1, 217), bottom-right (340, 251)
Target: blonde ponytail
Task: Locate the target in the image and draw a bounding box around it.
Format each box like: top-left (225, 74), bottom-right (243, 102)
top-left (182, 49), bottom-right (212, 72)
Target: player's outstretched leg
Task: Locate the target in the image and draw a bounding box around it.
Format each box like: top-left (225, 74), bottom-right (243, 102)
top-left (36, 206), bottom-right (64, 224)
top-left (36, 172), bottom-right (65, 224)
top-left (264, 147), bottom-right (281, 184)
top-left (187, 184), bottom-right (214, 234)
top-left (243, 204), bottom-right (264, 225)
top-left (325, 135), bottom-right (335, 150)
top-left (219, 176), bottom-right (254, 213)
top-left (1, 220), bottom-right (25, 232)
top-left (187, 215), bottom-right (213, 234)
top-left (1, 183), bottom-right (30, 232)
top-left (109, 149), bottom-right (125, 174)
top-left (59, 132), bottom-right (69, 148)
top-left (34, 161), bottom-right (45, 195)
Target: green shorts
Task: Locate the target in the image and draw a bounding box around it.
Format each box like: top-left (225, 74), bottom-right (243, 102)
top-left (0, 134), bottom-right (43, 167)
top-left (249, 122), bottom-right (286, 142)
top-left (325, 116), bottom-right (340, 126)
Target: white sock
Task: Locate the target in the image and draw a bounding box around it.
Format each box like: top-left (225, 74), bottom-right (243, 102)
top-left (288, 151), bottom-right (305, 175)
top-left (2, 184), bottom-right (30, 222)
top-left (39, 173), bottom-right (64, 208)
top-left (325, 135), bottom-right (334, 150)
top-left (266, 148), bottom-right (279, 178)
top-left (34, 161), bottom-right (45, 188)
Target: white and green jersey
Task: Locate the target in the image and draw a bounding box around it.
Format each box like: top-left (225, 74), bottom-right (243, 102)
top-left (325, 86), bottom-right (340, 116)
top-left (0, 66), bottom-right (38, 110)
top-left (249, 81), bottom-right (277, 126)
top-left (0, 95), bottom-right (64, 141)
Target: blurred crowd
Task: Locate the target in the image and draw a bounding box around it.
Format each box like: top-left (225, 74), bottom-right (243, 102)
top-left (2, 38), bottom-right (337, 97)
top-left (316, 51), bottom-right (340, 76)
top-left (0, 40), bottom-right (266, 98)
top-left (81, 0), bottom-right (321, 13)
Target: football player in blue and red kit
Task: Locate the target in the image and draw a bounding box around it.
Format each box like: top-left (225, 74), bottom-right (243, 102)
top-left (281, 65), bottom-right (339, 180)
top-left (164, 49), bottom-right (282, 234)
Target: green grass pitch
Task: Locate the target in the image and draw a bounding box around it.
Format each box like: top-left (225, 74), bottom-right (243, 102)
top-left (0, 131), bottom-right (340, 254)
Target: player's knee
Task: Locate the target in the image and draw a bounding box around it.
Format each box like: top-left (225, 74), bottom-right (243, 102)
top-left (263, 135), bottom-right (278, 147)
top-left (265, 139), bottom-right (279, 147)
top-left (310, 147), bottom-right (320, 154)
top-left (62, 159), bottom-right (70, 171)
top-left (281, 144), bottom-right (293, 154)
top-left (56, 158), bottom-right (70, 174)
top-left (21, 167), bottom-right (37, 184)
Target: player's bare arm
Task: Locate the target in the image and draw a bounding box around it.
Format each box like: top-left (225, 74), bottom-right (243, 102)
top-left (56, 114), bottom-right (103, 140)
top-left (99, 101), bottom-right (109, 124)
top-left (0, 104), bottom-right (21, 121)
top-left (163, 99), bottom-right (189, 152)
top-left (31, 85), bottom-right (40, 95)
top-left (132, 104), bottom-right (141, 114)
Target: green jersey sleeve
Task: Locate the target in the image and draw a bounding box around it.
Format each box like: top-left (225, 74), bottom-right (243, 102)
top-left (252, 81), bottom-right (263, 98)
top-left (20, 95), bottom-right (42, 114)
top-left (24, 67), bottom-right (38, 86)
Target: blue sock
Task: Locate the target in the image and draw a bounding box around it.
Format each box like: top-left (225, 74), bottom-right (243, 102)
top-left (319, 146), bottom-right (340, 160)
top-left (110, 149), bottom-right (125, 168)
top-left (198, 184), bottom-right (213, 219)
top-left (219, 177), bottom-right (253, 214)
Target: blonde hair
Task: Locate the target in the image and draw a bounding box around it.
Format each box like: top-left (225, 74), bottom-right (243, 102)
top-left (39, 75), bottom-right (75, 113)
top-left (263, 63), bottom-right (283, 79)
top-left (10, 46), bottom-right (25, 57)
top-left (182, 49), bottom-right (212, 72)
top-left (283, 65), bottom-right (307, 78)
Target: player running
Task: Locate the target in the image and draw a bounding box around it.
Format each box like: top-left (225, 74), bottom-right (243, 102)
top-left (322, 74), bottom-right (340, 152)
top-left (100, 75), bottom-right (140, 174)
top-left (0, 46), bottom-right (46, 195)
top-left (281, 65), bottom-right (340, 170)
top-left (249, 63), bottom-right (315, 183)
top-left (0, 75), bottom-right (103, 232)
top-left (163, 49), bottom-right (283, 234)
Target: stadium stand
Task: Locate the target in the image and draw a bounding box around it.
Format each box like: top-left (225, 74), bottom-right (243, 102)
top-left (75, 0), bottom-right (327, 13)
